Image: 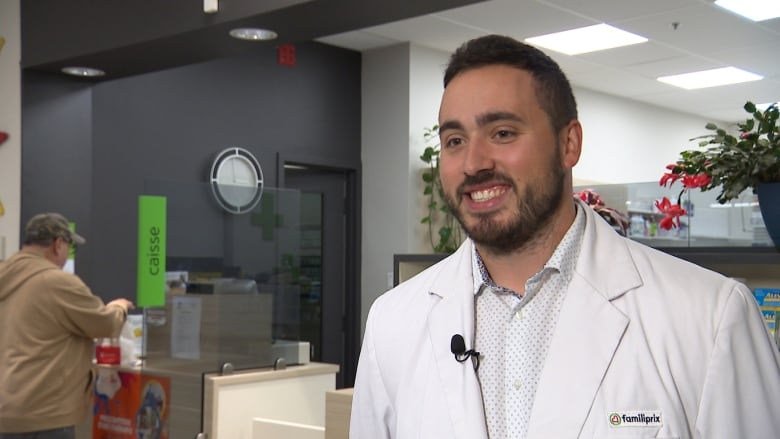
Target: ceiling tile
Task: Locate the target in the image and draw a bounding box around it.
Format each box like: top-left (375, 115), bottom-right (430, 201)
top-left (354, 15), bottom-right (487, 53)
top-left (316, 31), bottom-right (399, 52)
top-left (618, 4), bottom-right (780, 55)
top-left (542, 0), bottom-right (702, 22)
top-left (622, 55), bottom-right (721, 78)
top-left (434, 0), bottom-right (595, 39)
top-left (577, 41), bottom-right (686, 69)
top-left (571, 67), bottom-right (671, 97)
top-left (711, 42), bottom-right (780, 77)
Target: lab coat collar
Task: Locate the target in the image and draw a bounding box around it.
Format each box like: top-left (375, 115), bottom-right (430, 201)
top-left (427, 240), bottom-right (489, 439)
top-left (573, 198), bottom-right (643, 300)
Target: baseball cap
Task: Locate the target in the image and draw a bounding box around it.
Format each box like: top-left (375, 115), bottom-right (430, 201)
top-left (23, 212), bottom-right (86, 245)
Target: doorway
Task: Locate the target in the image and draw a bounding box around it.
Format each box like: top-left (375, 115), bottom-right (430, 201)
top-left (282, 161), bottom-right (360, 388)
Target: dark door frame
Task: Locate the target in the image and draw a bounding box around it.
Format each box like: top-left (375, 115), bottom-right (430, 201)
top-left (276, 152), bottom-right (361, 388)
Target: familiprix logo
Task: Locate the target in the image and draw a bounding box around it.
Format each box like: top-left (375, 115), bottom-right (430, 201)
top-left (608, 411), bottom-right (663, 428)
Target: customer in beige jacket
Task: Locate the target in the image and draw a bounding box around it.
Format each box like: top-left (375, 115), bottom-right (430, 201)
top-left (0, 213), bottom-right (134, 439)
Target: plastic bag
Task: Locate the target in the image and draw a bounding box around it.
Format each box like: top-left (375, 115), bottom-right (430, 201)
top-left (120, 314), bottom-right (145, 366)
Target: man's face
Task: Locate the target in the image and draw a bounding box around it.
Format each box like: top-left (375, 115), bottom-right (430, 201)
top-left (54, 236), bottom-right (71, 268)
top-left (438, 65), bottom-right (575, 254)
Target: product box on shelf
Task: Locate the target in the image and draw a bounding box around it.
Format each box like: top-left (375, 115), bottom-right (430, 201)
top-left (753, 288), bottom-right (780, 307)
top-left (753, 288), bottom-right (780, 338)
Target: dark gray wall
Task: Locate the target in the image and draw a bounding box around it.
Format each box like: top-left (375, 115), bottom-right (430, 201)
top-left (21, 74), bottom-right (95, 281)
top-left (22, 42), bottom-right (361, 300)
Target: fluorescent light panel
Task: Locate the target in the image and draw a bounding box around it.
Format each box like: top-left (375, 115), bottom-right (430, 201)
top-left (715, 0), bottom-right (780, 21)
top-left (657, 67), bottom-right (763, 90)
top-left (525, 24), bottom-right (647, 55)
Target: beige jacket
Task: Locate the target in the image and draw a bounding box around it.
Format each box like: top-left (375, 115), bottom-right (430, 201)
top-left (0, 251), bottom-right (128, 433)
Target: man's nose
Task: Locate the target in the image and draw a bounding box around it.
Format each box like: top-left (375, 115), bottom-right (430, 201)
top-left (462, 138), bottom-right (495, 176)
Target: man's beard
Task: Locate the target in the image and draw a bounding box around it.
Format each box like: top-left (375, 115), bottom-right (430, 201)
top-left (444, 149), bottom-right (566, 255)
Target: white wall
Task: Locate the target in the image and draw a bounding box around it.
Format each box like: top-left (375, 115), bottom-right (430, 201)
top-left (359, 43), bottom-right (720, 336)
top-left (360, 44), bottom-right (451, 333)
top-left (573, 87), bottom-right (721, 184)
top-left (360, 44), bottom-right (412, 325)
top-left (408, 45), bottom-right (450, 253)
top-left (0, 0), bottom-right (22, 260)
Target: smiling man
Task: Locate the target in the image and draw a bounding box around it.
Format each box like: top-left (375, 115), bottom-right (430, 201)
top-left (349, 35), bottom-right (780, 439)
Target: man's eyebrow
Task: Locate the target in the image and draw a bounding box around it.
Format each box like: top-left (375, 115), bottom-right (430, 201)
top-left (476, 111), bottom-right (522, 127)
top-left (438, 120), bottom-right (464, 133)
top-left (438, 112), bottom-right (523, 134)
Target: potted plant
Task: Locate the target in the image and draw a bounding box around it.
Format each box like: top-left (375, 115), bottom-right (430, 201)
top-left (656, 101), bottom-right (780, 246)
top-left (420, 125), bottom-right (463, 254)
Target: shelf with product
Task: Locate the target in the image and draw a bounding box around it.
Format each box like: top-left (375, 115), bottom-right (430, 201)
top-left (577, 182), bottom-right (779, 285)
top-left (397, 181), bottom-right (780, 288)
top-left (575, 181), bottom-right (775, 248)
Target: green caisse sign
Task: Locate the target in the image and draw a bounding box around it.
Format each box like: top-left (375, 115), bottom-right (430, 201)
top-left (137, 196), bottom-right (166, 307)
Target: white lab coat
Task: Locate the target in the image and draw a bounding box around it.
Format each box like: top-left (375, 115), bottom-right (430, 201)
top-left (350, 203), bottom-right (780, 439)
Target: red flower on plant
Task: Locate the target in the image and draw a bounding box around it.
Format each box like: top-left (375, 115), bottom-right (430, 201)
top-left (680, 173), bottom-right (711, 189)
top-left (659, 165), bottom-right (711, 190)
top-left (655, 197), bottom-right (687, 230)
top-left (659, 164), bottom-right (682, 187)
top-left (576, 188), bottom-right (605, 207)
top-left (574, 189), bottom-right (629, 236)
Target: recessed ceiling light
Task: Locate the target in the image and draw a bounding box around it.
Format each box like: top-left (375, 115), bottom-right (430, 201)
top-left (61, 66), bottom-right (105, 77)
top-left (657, 67), bottom-right (763, 90)
top-left (229, 28), bottom-right (278, 41)
top-left (524, 24), bottom-right (647, 55)
top-left (715, 0), bottom-right (780, 21)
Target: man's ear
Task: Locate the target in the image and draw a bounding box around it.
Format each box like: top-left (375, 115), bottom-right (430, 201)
top-left (559, 120), bottom-right (582, 169)
top-left (53, 238), bottom-right (67, 256)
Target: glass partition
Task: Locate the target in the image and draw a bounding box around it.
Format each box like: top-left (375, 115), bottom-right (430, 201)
top-left (141, 178), bottom-right (308, 372)
top-left (89, 180), bottom-right (317, 439)
top-left (574, 182), bottom-right (773, 248)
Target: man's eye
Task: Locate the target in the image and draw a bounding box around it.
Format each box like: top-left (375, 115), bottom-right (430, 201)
top-left (444, 137), bottom-right (463, 148)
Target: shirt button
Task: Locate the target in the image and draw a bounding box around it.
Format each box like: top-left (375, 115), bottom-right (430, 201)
top-left (515, 309), bottom-right (524, 320)
top-left (513, 380), bottom-right (522, 390)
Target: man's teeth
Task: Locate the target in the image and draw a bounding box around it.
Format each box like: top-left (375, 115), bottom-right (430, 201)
top-left (470, 188), bottom-right (504, 202)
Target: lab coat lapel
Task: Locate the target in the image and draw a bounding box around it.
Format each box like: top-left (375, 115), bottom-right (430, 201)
top-left (526, 275), bottom-right (629, 438)
top-left (427, 241), bottom-right (489, 439)
top-left (527, 204), bottom-right (637, 438)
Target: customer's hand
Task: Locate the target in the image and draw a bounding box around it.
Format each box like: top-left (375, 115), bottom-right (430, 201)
top-left (108, 298), bottom-right (135, 312)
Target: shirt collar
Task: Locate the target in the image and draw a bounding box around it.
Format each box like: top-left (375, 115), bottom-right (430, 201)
top-left (471, 202), bottom-right (586, 295)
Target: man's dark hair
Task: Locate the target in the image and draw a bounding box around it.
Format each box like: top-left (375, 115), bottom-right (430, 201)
top-left (444, 34), bottom-right (578, 132)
